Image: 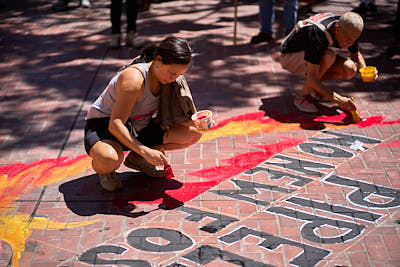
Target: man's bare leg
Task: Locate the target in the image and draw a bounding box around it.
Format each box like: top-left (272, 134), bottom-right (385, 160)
top-left (321, 55), bottom-right (357, 81)
top-left (302, 49), bottom-right (337, 96)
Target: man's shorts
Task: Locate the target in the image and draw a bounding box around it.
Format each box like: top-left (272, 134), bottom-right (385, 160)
top-left (280, 51), bottom-right (306, 77)
top-left (84, 117), bottom-right (165, 155)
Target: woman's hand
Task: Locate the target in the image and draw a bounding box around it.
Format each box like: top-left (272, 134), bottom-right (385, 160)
top-left (141, 147), bottom-right (169, 166)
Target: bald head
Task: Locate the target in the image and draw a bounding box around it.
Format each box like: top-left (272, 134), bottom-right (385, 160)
top-left (338, 12), bottom-right (364, 33)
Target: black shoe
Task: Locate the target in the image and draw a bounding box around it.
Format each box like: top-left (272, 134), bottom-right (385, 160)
top-left (367, 3), bottom-right (377, 15)
top-left (52, 0), bottom-right (70, 10)
top-left (250, 31), bottom-right (273, 44)
top-left (305, 5), bottom-right (319, 15)
top-left (352, 2), bottom-right (368, 15)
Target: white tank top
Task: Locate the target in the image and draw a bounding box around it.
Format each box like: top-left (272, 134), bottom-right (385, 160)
top-left (86, 63), bottom-right (159, 131)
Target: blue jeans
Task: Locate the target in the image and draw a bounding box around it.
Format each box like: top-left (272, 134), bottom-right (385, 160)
top-left (258, 0), bottom-right (298, 35)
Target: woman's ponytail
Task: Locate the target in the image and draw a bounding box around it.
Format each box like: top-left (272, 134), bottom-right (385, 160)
top-left (119, 36), bottom-right (192, 72)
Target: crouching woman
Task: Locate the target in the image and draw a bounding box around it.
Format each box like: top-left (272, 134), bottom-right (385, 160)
top-left (84, 36), bottom-right (202, 191)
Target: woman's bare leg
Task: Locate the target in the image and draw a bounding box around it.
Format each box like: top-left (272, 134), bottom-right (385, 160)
top-left (90, 139), bottom-right (124, 174)
top-left (153, 123), bottom-right (202, 151)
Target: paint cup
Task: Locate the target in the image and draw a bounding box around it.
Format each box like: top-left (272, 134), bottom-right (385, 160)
top-left (191, 110), bottom-right (214, 131)
top-left (359, 66), bottom-right (377, 83)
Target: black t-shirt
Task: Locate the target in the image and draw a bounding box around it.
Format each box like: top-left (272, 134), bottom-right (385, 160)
top-left (281, 16), bottom-right (359, 65)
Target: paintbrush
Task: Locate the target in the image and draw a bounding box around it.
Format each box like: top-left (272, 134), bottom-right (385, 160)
top-left (164, 164), bottom-right (174, 179)
top-left (350, 97), bottom-right (361, 123)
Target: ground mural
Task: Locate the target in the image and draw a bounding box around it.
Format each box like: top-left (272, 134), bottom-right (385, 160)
top-left (1, 110), bottom-right (400, 266)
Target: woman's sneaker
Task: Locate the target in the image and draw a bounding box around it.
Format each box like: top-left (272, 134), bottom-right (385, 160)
top-left (99, 172), bottom-right (122, 191)
top-left (124, 151), bottom-right (165, 177)
top-left (294, 95), bottom-right (318, 113)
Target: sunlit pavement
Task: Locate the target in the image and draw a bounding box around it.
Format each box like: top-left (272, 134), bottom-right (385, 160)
top-left (1, 0), bottom-right (399, 266)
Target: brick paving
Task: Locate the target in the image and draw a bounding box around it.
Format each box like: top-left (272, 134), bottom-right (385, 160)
top-left (1, 0), bottom-right (399, 266)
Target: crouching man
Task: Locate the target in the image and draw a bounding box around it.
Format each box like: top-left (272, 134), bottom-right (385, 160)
top-left (280, 12), bottom-right (373, 113)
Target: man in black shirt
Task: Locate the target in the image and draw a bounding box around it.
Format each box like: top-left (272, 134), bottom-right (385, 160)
top-left (280, 12), bottom-right (371, 113)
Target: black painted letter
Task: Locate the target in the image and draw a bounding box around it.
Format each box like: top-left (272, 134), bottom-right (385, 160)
top-left (183, 245), bottom-right (270, 267)
top-left (178, 206), bottom-right (238, 233)
top-left (309, 130), bottom-right (381, 149)
top-left (219, 227), bottom-right (330, 267)
top-left (324, 173), bottom-right (400, 208)
top-left (298, 142), bottom-right (353, 158)
top-left (286, 196), bottom-right (382, 222)
top-left (266, 155), bottom-right (334, 177)
top-left (79, 245), bottom-right (151, 266)
top-left (266, 206), bottom-right (365, 243)
top-left (210, 179), bottom-right (293, 206)
top-left (245, 167), bottom-right (313, 187)
top-left (127, 228), bottom-right (193, 252)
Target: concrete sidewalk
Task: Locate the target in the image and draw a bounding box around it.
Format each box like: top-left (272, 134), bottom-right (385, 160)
top-left (1, 0), bottom-right (399, 266)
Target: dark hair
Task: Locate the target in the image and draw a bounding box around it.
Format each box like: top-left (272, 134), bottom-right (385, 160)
top-left (119, 36), bottom-right (192, 72)
top-left (140, 36), bottom-right (192, 64)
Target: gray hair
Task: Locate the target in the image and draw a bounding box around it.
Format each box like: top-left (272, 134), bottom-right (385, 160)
top-left (338, 12), bottom-right (364, 33)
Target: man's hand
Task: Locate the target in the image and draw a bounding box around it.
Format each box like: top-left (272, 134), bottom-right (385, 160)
top-left (373, 69), bottom-right (379, 81)
top-left (335, 95), bottom-right (357, 112)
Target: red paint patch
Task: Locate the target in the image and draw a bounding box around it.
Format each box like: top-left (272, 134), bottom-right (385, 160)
top-left (129, 198), bottom-right (163, 205)
top-left (211, 111), bottom-right (273, 130)
top-left (354, 116), bottom-right (400, 128)
top-left (380, 118), bottom-right (400, 125)
top-left (308, 114), bottom-right (400, 128)
top-left (125, 137), bottom-right (305, 206)
top-left (313, 113), bottom-right (348, 123)
top-left (187, 137), bottom-right (306, 184)
top-left (166, 180), bottom-right (220, 203)
top-left (0, 155), bottom-right (88, 178)
top-left (209, 112), bottom-right (400, 135)
top-left (378, 141), bottom-right (400, 147)
top-left (355, 116), bottom-right (385, 127)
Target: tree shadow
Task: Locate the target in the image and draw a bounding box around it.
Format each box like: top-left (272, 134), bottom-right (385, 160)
top-left (59, 172), bottom-right (183, 218)
top-left (0, 0), bottom-right (398, 155)
top-left (0, 0), bottom-right (264, 155)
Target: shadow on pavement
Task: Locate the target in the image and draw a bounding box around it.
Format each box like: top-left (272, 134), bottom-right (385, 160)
top-left (59, 172), bottom-right (183, 218)
top-left (259, 95), bottom-right (357, 130)
top-left (0, 0), bottom-right (398, 154)
top-left (0, 0), bottom-right (263, 154)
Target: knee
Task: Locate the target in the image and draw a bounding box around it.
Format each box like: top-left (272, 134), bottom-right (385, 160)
top-left (187, 126), bottom-right (203, 146)
top-left (190, 129), bottom-right (202, 145)
top-left (92, 148), bottom-right (123, 173)
top-left (183, 128), bottom-right (202, 147)
top-left (343, 59), bottom-right (357, 80)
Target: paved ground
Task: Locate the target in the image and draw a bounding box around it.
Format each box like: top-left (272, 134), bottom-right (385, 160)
top-left (1, 0), bottom-right (400, 266)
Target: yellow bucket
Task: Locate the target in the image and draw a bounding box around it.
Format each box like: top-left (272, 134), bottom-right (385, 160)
top-left (359, 66), bottom-right (376, 83)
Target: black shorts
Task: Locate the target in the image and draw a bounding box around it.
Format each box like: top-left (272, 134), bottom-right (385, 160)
top-left (84, 117), bottom-right (165, 155)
